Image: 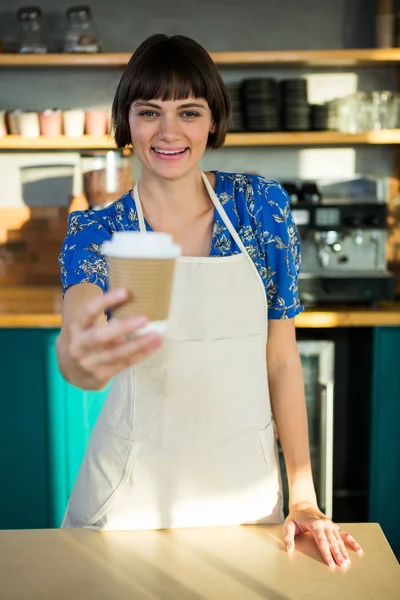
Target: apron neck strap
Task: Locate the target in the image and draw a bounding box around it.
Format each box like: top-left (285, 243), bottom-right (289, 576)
top-left (133, 181), bottom-right (146, 233)
top-left (133, 171), bottom-right (247, 256)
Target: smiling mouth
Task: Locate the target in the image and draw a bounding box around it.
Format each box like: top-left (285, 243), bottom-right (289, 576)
top-left (152, 147), bottom-right (188, 155)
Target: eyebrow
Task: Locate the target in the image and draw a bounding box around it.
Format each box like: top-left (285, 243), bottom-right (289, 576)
top-left (133, 100), bottom-right (207, 110)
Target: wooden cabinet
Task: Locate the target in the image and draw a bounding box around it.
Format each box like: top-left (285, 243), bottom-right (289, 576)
top-left (0, 329), bottom-right (108, 529)
top-left (369, 327), bottom-right (400, 556)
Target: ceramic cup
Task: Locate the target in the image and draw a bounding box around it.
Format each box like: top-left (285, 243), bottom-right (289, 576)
top-left (0, 111), bottom-right (7, 137)
top-left (85, 110), bottom-right (109, 136)
top-left (39, 109), bottom-right (63, 136)
top-left (7, 110), bottom-right (22, 135)
top-left (19, 112), bottom-right (40, 138)
top-left (63, 109), bottom-right (85, 137)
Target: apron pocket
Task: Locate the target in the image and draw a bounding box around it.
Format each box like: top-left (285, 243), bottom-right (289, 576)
top-left (160, 334), bottom-right (271, 451)
top-left (67, 428), bottom-right (138, 528)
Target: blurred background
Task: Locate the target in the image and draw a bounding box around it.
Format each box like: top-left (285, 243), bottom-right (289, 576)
top-left (0, 0), bottom-right (399, 558)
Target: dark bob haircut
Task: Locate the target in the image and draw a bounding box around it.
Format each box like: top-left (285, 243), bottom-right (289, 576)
top-left (112, 34), bottom-right (231, 150)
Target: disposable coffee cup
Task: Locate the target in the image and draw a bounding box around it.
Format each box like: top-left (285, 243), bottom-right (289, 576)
top-left (102, 231), bottom-right (181, 336)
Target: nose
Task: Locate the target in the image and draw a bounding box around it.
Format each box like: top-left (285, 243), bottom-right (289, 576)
top-left (158, 115), bottom-right (181, 142)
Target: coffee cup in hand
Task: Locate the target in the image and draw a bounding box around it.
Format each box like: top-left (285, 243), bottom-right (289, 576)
top-left (102, 231), bottom-right (181, 336)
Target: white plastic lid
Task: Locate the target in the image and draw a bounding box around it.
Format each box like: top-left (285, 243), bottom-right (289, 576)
top-left (102, 231), bottom-right (181, 259)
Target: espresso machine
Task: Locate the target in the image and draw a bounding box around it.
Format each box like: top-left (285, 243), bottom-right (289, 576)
top-left (284, 178), bottom-right (396, 306)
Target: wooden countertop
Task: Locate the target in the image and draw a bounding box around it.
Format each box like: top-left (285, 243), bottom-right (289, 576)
top-left (0, 524), bottom-right (398, 599)
top-left (0, 287), bottom-right (400, 328)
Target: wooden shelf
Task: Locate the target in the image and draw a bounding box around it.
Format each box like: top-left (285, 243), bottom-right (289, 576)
top-left (212, 48), bottom-right (400, 67)
top-left (2, 48), bottom-right (400, 68)
top-left (0, 53), bottom-right (130, 67)
top-left (0, 135), bottom-right (116, 150)
top-left (2, 131), bottom-right (400, 150)
top-left (296, 303), bottom-right (400, 328)
top-left (224, 131), bottom-right (400, 146)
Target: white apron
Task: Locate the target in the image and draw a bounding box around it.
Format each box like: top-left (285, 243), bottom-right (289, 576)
top-left (62, 171), bottom-right (283, 530)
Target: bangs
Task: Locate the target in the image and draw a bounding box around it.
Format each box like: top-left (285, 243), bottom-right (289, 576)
top-left (125, 44), bottom-right (210, 104)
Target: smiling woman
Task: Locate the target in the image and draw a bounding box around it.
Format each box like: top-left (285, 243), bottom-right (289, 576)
top-left (57, 34), bottom-right (363, 568)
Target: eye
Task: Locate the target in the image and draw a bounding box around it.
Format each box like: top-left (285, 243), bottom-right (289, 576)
top-left (181, 111), bottom-right (200, 118)
top-left (138, 110), bottom-right (158, 117)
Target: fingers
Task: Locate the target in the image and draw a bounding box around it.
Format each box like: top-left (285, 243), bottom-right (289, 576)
top-left (311, 525), bottom-right (336, 568)
top-left (311, 524), bottom-right (362, 567)
top-left (325, 528), bottom-right (350, 567)
top-left (334, 529), bottom-right (350, 563)
top-left (282, 520), bottom-right (296, 553)
top-left (77, 288), bottom-right (130, 331)
top-left (76, 314), bottom-right (149, 353)
top-left (81, 333), bottom-right (162, 385)
top-left (339, 529), bottom-right (364, 555)
top-left (81, 332), bottom-right (162, 371)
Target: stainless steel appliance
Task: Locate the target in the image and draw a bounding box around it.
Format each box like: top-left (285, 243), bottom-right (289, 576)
top-left (279, 341), bottom-right (334, 517)
top-left (290, 327), bottom-right (373, 524)
top-left (288, 178), bottom-right (396, 305)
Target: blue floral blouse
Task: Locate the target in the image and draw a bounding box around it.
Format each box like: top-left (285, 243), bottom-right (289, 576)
top-left (59, 171), bottom-right (304, 319)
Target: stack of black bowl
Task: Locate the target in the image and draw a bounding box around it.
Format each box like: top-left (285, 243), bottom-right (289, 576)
top-left (310, 104), bottom-right (331, 131)
top-left (280, 79), bottom-right (310, 131)
top-left (241, 78), bottom-right (279, 131)
top-left (225, 82), bottom-right (245, 132)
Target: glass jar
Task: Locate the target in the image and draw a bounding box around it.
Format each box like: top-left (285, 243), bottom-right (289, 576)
top-left (63, 6), bottom-right (101, 53)
top-left (17, 6), bottom-right (47, 54)
top-left (371, 90), bottom-right (394, 129)
top-left (81, 152), bottom-right (133, 210)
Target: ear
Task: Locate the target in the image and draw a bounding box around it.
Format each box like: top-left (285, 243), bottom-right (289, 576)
top-left (210, 121), bottom-right (217, 134)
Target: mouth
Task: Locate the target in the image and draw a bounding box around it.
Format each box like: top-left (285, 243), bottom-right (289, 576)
top-left (151, 147), bottom-right (189, 161)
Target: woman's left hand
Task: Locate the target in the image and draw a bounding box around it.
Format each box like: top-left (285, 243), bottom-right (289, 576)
top-left (283, 501), bottom-right (363, 567)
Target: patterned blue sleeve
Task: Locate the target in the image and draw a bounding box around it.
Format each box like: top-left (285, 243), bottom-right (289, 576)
top-left (58, 209), bottom-right (112, 296)
top-left (258, 177), bottom-right (304, 319)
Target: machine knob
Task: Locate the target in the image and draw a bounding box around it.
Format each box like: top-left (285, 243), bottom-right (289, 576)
top-left (344, 215), bottom-right (361, 227)
top-left (364, 215), bottom-right (380, 227)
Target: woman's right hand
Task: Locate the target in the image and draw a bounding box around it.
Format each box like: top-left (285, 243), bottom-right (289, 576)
top-left (57, 287), bottom-right (162, 390)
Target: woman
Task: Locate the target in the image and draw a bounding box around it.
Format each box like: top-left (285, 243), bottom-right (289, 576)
top-left (57, 34), bottom-right (362, 567)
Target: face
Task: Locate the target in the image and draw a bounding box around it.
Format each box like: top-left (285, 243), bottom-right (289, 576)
top-left (128, 97), bottom-right (216, 180)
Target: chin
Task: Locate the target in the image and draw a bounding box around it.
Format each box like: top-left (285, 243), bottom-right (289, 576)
top-left (151, 161), bottom-right (197, 180)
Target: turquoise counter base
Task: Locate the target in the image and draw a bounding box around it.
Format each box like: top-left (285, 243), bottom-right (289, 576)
top-left (0, 329), bottom-right (108, 530)
top-left (0, 327), bottom-right (399, 556)
top-left (369, 327), bottom-right (400, 556)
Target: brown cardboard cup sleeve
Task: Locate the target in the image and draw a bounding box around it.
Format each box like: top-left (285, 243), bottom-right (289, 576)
top-left (107, 256), bottom-right (176, 322)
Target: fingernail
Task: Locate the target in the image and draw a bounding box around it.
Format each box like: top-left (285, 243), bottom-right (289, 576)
top-left (130, 316), bottom-right (148, 328)
top-left (328, 560), bottom-right (335, 567)
top-left (356, 546), bottom-right (363, 554)
top-left (286, 543), bottom-right (293, 552)
top-left (146, 333), bottom-right (162, 343)
top-left (115, 288), bottom-right (127, 298)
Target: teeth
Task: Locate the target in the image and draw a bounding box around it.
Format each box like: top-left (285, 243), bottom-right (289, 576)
top-left (154, 148), bottom-right (186, 155)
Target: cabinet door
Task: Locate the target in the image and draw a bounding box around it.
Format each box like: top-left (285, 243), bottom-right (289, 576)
top-left (45, 334), bottom-right (109, 527)
top-left (0, 329), bottom-right (108, 529)
top-left (0, 330), bottom-right (50, 529)
top-left (370, 327), bottom-right (400, 557)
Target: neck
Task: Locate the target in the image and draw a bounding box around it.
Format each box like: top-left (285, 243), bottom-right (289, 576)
top-left (137, 168), bottom-right (213, 225)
